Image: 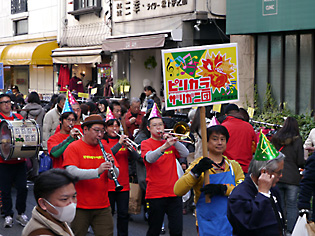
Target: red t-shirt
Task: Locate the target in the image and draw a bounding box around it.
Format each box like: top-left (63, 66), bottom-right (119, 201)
top-left (222, 116), bottom-right (257, 173)
top-left (47, 132), bottom-right (71, 169)
top-left (0, 112), bottom-right (25, 164)
top-left (63, 139), bottom-right (118, 209)
top-left (141, 138), bottom-right (179, 199)
top-left (54, 124), bottom-right (83, 135)
top-left (106, 138), bottom-right (130, 192)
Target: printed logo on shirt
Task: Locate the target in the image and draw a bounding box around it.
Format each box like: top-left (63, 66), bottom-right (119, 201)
top-left (83, 155), bottom-right (103, 160)
top-left (119, 147), bottom-right (127, 151)
top-left (164, 150), bottom-right (173, 155)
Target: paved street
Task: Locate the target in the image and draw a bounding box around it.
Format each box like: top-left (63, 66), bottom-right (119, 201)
top-left (0, 183), bottom-right (197, 236)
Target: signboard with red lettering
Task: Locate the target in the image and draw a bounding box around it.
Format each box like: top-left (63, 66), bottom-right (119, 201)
top-left (161, 43), bottom-right (239, 110)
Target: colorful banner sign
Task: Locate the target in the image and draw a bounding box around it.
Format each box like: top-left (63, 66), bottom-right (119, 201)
top-left (161, 43), bottom-right (239, 110)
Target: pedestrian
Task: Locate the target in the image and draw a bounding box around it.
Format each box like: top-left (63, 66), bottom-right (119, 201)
top-left (227, 132), bottom-right (286, 236)
top-left (42, 94), bottom-right (66, 150)
top-left (22, 169), bottom-right (77, 236)
top-left (271, 117), bottom-right (304, 234)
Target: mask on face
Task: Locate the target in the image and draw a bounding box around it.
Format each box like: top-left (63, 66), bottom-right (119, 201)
top-left (44, 199), bottom-right (76, 222)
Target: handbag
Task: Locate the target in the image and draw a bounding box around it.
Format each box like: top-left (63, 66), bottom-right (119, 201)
top-left (128, 181), bottom-right (142, 215)
top-left (292, 215), bottom-right (309, 236)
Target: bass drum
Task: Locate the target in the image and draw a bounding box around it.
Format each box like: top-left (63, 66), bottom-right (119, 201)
top-left (0, 119), bottom-right (41, 160)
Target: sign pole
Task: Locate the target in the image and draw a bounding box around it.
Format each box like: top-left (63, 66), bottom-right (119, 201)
top-left (200, 106), bottom-right (211, 203)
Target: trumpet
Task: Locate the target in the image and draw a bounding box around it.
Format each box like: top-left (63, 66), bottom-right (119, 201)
top-left (69, 125), bottom-right (83, 140)
top-left (160, 121), bottom-right (194, 144)
top-left (113, 131), bottom-right (141, 153)
top-left (98, 139), bottom-right (123, 191)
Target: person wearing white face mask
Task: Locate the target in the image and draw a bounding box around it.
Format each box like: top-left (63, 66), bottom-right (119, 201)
top-left (22, 169), bottom-right (78, 236)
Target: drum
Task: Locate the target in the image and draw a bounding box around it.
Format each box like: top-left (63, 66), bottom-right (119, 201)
top-left (0, 119), bottom-right (41, 160)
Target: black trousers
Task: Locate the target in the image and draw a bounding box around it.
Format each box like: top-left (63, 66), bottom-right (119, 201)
top-left (108, 191), bottom-right (129, 236)
top-left (146, 197), bottom-right (183, 236)
top-left (0, 162), bottom-right (27, 217)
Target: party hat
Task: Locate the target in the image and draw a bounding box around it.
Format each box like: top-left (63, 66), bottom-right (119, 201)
top-left (67, 90), bottom-right (78, 105)
top-left (105, 108), bottom-right (115, 122)
top-left (254, 130), bottom-right (280, 161)
top-left (61, 94), bottom-right (74, 114)
top-left (207, 116), bottom-right (220, 128)
top-left (148, 103), bottom-right (162, 120)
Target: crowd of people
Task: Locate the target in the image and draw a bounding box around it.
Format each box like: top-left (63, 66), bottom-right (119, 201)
top-left (0, 84), bottom-right (314, 236)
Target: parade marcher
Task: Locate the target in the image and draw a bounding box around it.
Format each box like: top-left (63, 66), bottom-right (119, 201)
top-left (227, 132), bottom-right (286, 236)
top-left (54, 92), bottom-right (82, 134)
top-left (271, 117), bottom-right (304, 234)
top-left (125, 97), bottom-right (145, 140)
top-left (47, 111), bottom-right (79, 169)
top-left (105, 110), bottom-right (141, 236)
top-left (141, 86), bottom-right (161, 112)
top-left (0, 94), bottom-right (29, 228)
top-left (22, 169), bottom-right (77, 236)
top-left (109, 100), bottom-right (128, 135)
top-left (63, 114), bottom-right (119, 236)
top-left (141, 104), bottom-right (189, 236)
top-left (174, 125), bottom-right (244, 236)
top-left (43, 94), bottom-right (66, 150)
top-left (221, 103), bottom-right (257, 175)
top-left (98, 99), bottom-right (108, 120)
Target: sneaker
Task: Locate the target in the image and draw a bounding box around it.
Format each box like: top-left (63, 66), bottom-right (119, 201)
top-left (4, 216), bottom-right (13, 228)
top-left (16, 213), bottom-right (28, 227)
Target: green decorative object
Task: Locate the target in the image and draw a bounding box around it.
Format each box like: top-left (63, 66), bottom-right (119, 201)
top-left (254, 130), bottom-right (279, 161)
top-left (144, 56), bottom-right (157, 70)
top-left (114, 78), bottom-right (130, 95)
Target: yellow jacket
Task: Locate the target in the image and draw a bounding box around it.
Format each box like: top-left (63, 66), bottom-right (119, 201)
top-left (174, 156), bottom-right (244, 204)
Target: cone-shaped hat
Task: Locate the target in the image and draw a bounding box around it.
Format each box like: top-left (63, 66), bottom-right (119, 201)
top-left (148, 103), bottom-right (162, 120)
top-left (61, 92), bottom-right (74, 114)
top-left (254, 130), bottom-right (280, 161)
top-left (105, 108), bottom-right (115, 122)
top-left (207, 116), bottom-right (220, 128)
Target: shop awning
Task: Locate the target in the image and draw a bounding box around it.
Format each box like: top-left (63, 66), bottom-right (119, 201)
top-left (102, 32), bottom-right (169, 52)
top-left (1, 41), bottom-right (58, 65)
top-left (51, 47), bottom-right (102, 64)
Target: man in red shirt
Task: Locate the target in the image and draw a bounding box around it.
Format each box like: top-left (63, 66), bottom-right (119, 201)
top-left (47, 112), bottom-right (80, 168)
top-left (141, 104), bottom-right (189, 236)
top-left (221, 104), bottom-right (257, 174)
top-left (63, 114), bottom-right (119, 236)
top-left (124, 97), bottom-right (145, 140)
top-left (0, 94), bottom-right (29, 228)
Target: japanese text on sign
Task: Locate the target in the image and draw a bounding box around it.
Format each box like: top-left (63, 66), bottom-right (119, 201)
top-left (113, 0), bottom-right (192, 22)
top-left (162, 44), bottom-right (239, 110)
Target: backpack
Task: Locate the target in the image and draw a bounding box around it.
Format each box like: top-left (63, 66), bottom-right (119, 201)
top-left (39, 153), bottom-right (52, 173)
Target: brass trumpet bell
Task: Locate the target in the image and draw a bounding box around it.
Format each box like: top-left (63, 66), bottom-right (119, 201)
top-left (173, 121), bottom-right (190, 140)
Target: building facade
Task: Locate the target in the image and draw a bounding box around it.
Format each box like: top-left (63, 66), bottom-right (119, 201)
top-left (227, 0), bottom-right (315, 114)
top-left (0, 0), bottom-right (59, 96)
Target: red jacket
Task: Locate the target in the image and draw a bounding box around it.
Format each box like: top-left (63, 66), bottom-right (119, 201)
top-left (222, 116), bottom-right (257, 173)
top-left (124, 110), bottom-right (145, 139)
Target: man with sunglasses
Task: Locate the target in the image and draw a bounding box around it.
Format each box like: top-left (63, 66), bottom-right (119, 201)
top-left (0, 94), bottom-right (29, 228)
top-left (47, 111), bottom-right (80, 169)
top-left (63, 114), bottom-right (119, 236)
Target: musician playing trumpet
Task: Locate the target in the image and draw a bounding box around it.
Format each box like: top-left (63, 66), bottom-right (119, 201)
top-left (47, 111), bottom-right (79, 168)
top-left (104, 109), bottom-right (141, 236)
top-left (141, 104), bottom-right (189, 236)
top-left (63, 114), bottom-right (119, 236)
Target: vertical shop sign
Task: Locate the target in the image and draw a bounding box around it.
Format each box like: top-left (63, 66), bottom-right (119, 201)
top-left (161, 43), bottom-right (239, 110)
top-left (0, 63), bottom-right (3, 90)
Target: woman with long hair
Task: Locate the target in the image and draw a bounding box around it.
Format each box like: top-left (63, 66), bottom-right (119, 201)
top-left (271, 117), bottom-right (304, 234)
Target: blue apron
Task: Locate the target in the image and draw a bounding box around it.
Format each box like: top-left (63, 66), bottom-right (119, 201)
top-left (196, 163), bottom-right (235, 236)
